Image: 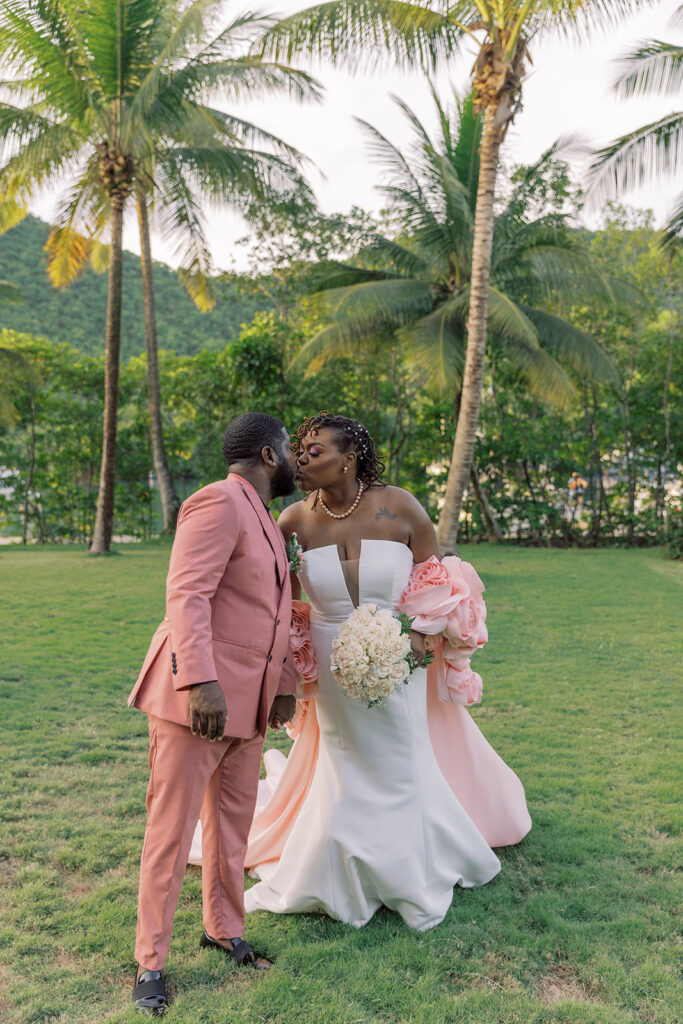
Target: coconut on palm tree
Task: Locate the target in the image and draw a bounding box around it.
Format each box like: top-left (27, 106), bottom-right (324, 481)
top-left (0, 0), bottom-right (318, 549)
top-left (293, 89), bottom-right (619, 537)
top-left (256, 0), bottom-right (644, 547)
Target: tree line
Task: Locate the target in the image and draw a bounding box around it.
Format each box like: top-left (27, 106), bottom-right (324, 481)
top-left (0, 1), bottom-right (680, 552)
top-left (2, 201), bottom-right (681, 552)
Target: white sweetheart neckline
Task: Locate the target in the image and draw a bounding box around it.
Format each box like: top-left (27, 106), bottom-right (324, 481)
top-left (304, 538), bottom-right (412, 558)
top-left (301, 539), bottom-right (413, 612)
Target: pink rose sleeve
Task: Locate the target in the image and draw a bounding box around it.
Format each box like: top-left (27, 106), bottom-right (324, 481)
top-left (290, 599), bottom-right (319, 700)
top-left (398, 555), bottom-right (487, 705)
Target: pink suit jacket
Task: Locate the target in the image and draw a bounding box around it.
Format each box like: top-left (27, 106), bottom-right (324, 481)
top-left (128, 474), bottom-right (297, 738)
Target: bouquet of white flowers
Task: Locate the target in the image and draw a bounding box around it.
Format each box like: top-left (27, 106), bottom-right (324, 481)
top-left (330, 603), bottom-right (426, 707)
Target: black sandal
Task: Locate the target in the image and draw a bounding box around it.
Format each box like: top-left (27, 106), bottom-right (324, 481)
top-left (133, 966), bottom-right (169, 1016)
top-left (199, 931), bottom-right (272, 969)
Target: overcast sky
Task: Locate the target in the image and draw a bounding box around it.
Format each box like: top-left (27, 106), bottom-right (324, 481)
top-left (33, 0), bottom-right (683, 271)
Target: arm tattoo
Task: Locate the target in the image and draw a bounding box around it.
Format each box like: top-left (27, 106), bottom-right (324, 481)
top-left (375, 506), bottom-right (398, 521)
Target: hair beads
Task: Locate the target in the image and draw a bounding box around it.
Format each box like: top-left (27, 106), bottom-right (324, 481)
top-left (294, 413), bottom-right (385, 488)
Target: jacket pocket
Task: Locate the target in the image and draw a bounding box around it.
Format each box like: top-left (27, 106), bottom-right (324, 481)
top-left (212, 634), bottom-right (263, 652)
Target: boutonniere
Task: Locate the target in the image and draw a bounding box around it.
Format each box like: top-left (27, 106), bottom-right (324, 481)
top-left (285, 533), bottom-right (304, 573)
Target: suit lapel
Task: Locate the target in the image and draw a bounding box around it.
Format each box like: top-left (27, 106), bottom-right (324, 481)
top-left (232, 476), bottom-right (288, 584)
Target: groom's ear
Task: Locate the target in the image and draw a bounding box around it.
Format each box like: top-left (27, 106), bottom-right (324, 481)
top-left (261, 444), bottom-right (277, 468)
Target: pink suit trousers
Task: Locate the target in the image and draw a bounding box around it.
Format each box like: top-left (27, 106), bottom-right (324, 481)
top-left (135, 716), bottom-right (263, 970)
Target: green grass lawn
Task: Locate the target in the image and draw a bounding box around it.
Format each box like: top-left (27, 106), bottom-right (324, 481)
top-left (0, 543), bottom-right (681, 1024)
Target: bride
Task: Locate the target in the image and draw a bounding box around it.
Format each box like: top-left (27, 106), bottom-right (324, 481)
top-left (236, 413), bottom-right (531, 931)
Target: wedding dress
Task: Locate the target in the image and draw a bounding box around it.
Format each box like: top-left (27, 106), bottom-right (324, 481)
top-left (239, 539), bottom-right (529, 931)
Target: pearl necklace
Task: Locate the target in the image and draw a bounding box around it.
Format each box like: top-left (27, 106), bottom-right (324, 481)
top-left (319, 481), bottom-right (364, 519)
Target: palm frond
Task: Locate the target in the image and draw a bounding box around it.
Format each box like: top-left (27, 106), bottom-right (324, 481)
top-left (355, 115), bottom-right (426, 201)
top-left (356, 233), bottom-right (430, 278)
top-left (588, 111), bottom-right (683, 198)
top-left (303, 259), bottom-right (400, 293)
top-left (256, 0), bottom-right (463, 72)
top-left (44, 224), bottom-right (93, 287)
top-left (157, 57), bottom-right (324, 116)
top-left (292, 322), bottom-right (369, 374)
top-left (662, 190), bottom-right (683, 250)
top-left (326, 275), bottom-right (433, 321)
top-left (530, 0), bottom-right (648, 46)
top-left (310, 277), bottom-right (433, 343)
top-left (495, 237), bottom-right (615, 304)
top-left (0, 106), bottom-right (86, 206)
top-left (451, 93), bottom-right (482, 204)
top-left (519, 305), bottom-right (620, 384)
top-left (0, 197), bottom-right (25, 233)
top-left (471, 286), bottom-right (539, 348)
top-left (176, 104), bottom-right (312, 169)
top-left (163, 143), bottom-right (314, 214)
top-left (154, 155), bottom-right (216, 310)
top-left (494, 328), bottom-right (575, 407)
top-left (0, 0), bottom-right (97, 118)
top-left (614, 40), bottom-right (683, 98)
top-left (398, 304), bottom-right (465, 393)
top-left (122, 0), bottom-right (222, 121)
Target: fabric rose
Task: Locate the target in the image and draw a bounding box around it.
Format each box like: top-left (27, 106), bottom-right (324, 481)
top-left (443, 555), bottom-right (485, 597)
top-left (397, 556), bottom-right (463, 634)
top-left (444, 593), bottom-right (488, 650)
top-left (398, 555), bottom-right (488, 707)
top-left (290, 600), bottom-right (318, 685)
top-left (443, 657), bottom-right (483, 706)
top-left (442, 640), bottom-right (476, 666)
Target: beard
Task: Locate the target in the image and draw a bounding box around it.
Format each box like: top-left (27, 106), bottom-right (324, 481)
top-left (270, 454), bottom-right (297, 500)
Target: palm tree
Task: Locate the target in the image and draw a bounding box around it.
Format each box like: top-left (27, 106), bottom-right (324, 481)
top-left (128, 12), bottom-right (320, 533)
top-left (256, 0), bottom-right (642, 547)
top-left (294, 90), bottom-right (618, 538)
top-left (0, 0), bottom-right (317, 549)
top-left (588, 4), bottom-right (682, 247)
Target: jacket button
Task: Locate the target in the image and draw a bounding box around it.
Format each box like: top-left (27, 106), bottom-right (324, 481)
top-left (283, 656), bottom-right (287, 663)
top-left (268, 655), bottom-right (272, 662)
top-left (277, 619), bottom-right (280, 625)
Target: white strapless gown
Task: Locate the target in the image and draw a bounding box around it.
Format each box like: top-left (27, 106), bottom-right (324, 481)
top-left (243, 540), bottom-right (501, 931)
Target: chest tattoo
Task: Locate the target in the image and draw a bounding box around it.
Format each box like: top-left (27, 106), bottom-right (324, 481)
top-left (375, 506), bottom-right (398, 522)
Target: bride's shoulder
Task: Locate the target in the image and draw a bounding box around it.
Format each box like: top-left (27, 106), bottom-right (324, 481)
top-left (369, 484), bottom-right (428, 520)
top-left (276, 497), bottom-right (312, 539)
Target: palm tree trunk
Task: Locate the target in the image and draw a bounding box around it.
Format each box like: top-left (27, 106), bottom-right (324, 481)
top-left (619, 390), bottom-right (636, 546)
top-left (658, 254), bottom-right (676, 522)
top-left (90, 193), bottom-right (124, 554)
top-left (437, 105), bottom-right (505, 552)
top-left (137, 194), bottom-right (180, 534)
top-left (22, 394), bottom-right (36, 545)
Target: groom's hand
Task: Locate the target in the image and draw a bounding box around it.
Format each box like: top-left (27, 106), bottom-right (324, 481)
top-left (269, 694), bottom-right (296, 731)
top-left (189, 681), bottom-right (227, 741)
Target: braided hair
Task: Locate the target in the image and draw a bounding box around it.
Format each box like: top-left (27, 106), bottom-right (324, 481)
top-left (294, 413), bottom-right (385, 487)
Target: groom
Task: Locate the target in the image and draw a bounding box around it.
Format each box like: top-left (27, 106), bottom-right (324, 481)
top-left (128, 412), bottom-right (298, 1016)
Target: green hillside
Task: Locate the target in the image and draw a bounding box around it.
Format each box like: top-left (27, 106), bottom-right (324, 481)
top-left (0, 216), bottom-right (266, 357)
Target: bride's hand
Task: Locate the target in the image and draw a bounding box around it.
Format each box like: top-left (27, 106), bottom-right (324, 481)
top-left (409, 630), bottom-right (427, 667)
